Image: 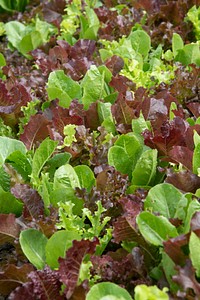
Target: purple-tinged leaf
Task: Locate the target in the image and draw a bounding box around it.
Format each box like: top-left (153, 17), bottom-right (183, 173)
top-left (105, 55), bottom-right (124, 76)
top-left (0, 264), bottom-right (34, 297)
top-left (173, 259), bottom-right (200, 299)
top-left (8, 282), bottom-right (35, 300)
top-left (165, 169), bottom-right (200, 193)
top-left (118, 194), bottom-right (144, 229)
top-left (50, 101), bottom-right (84, 136)
top-left (0, 214), bottom-right (20, 246)
top-left (20, 114), bottom-right (51, 150)
top-left (42, 0), bottom-right (66, 27)
top-left (58, 238), bottom-right (99, 299)
top-left (113, 216), bottom-right (140, 244)
top-left (85, 102), bottom-right (100, 130)
top-left (168, 146), bottom-right (193, 171)
top-left (190, 212), bottom-right (200, 232)
top-left (163, 234), bottom-right (189, 266)
top-left (91, 249), bottom-right (150, 287)
top-left (187, 102), bottom-right (200, 118)
top-left (11, 184), bottom-right (44, 218)
top-left (111, 94), bottom-right (136, 125)
top-left (0, 81), bottom-right (31, 117)
top-left (143, 117), bottom-right (189, 156)
top-left (9, 266), bottom-right (64, 300)
top-left (110, 75), bottom-right (135, 94)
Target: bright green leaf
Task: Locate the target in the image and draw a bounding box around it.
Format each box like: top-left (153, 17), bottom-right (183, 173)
top-left (0, 53), bottom-right (6, 67)
top-left (172, 33), bottom-right (184, 58)
top-left (108, 134), bottom-right (142, 178)
top-left (189, 232), bottom-right (200, 277)
top-left (0, 166), bottom-right (10, 191)
top-left (137, 211), bottom-right (178, 246)
top-left (46, 152), bottom-right (71, 180)
top-left (128, 30), bottom-right (151, 58)
top-left (86, 282), bottom-right (132, 300)
top-left (46, 230), bottom-right (81, 269)
top-left (0, 187), bottom-right (23, 216)
top-left (131, 149), bottom-right (157, 186)
top-left (47, 70), bottom-right (81, 108)
top-left (134, 284), bottom-right (169, 300)
top-left (31, 138), bottom-right (58, 184)
top-left (74, 165), bottom-right (95, 192)
top-left (0, 137), bottom-right (27, 166)
top-left (144, 183), bottom-right (184, 219)
top-left (193, 142), bottom-right (200, 174)
top-left (19, 229), bottom-right (48, 269)
top-left (6, 150), bottom-right (32, 181)
top-left (54, 164), bottom-right (81, 190)
top-left (50, 187), bottom-right (83, 215)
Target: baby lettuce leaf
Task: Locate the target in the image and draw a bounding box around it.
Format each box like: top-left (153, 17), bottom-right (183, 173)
top-left (5, 19), bottom-right (57, 57)
top-left (108, 134), bottom-right (142, 178)
top-left (0, 166), bottom-right (11, 192)
top-left (50, 187), bottom-right (83, 215)
top-left (0, 187), bottom-right (23, 216)
top-left (58, 238), bottom-right (99, 298)
top-left (0, 137), bottom-right (26, 166)
top-left (79, 6), bottom-right (100, 40)
top-left (31, 137), bottom-right (58, 185)
top-left (128, 30), bottom-right (151, 58)
top-left (53, 164), bottom-right (81, 190)
top-left (131, 149), bottom-right (158, 186)
top-left (193, 142), bottom-right (200, 175)
top-left (86, 282), bottom-right (132, 300)
top-left (45, 230), bottom-right (81, 269)
top-left (137, 211), bottom-right (178, 246)
top-left (134, 284), bottom-right (169, 300)
top-left (11, 184), bottom-right (44, 219)
top-left (144, 183), bottom-right (185, 219)
top-left (47, 70), bottom-right (81, 108)
top-left (0, 214), bottom-right (20, 246)
top-left (45, 152), bottom-right (71, 180)
top-left (8, 266), bottom-right (63, 300)
top-left (6, 150), bottom-right (32, 182)
top-left (0, 264), bottom-right (34, 297)
top-left (81, 65), bottom-right (112, 110)
top-left (172, 33), bottom-right (184, 58)
top-left (189, 232), bottom-right (200, 278)
top-left (20, 114), bottom-right (51, 150)
top-left (19, 228), bottom-right (48, 270)
top-left (74, 165), bottom-right (95, 192)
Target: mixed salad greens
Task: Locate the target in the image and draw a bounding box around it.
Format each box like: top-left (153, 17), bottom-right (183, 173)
top-left (0, 0), bottom-right (200, 299)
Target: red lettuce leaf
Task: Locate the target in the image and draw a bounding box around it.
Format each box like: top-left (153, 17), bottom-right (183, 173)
top-left (143, 117), bottom-right (189, 156)
top-left (20, 114), bottom-right (51, 150)
top-left (111, 94), bottom-right (136, 125)
top-left (165, 169), bottom-right (200, 193)
top-left (0, 264), bottom-right (34, 297)
top-left (91, 248), bottom-right (151, 292)
top-left (173, 260), bottom-right (200, 299)
top-left (9, 266), bottom-right (64, 300)
top-left (190, 212), bottom-right (200, 232)
top-left (32, 39), bottom-right (96, 81)
top-left (42, 0), bottom-right (66, 27)
top-left (11, 184), bottom-right (44, 218)
top-left (168, 146), bottom-right (193, 171)
top-left (0, 214), bottom-right (20, 246)
top-left (105, 55), bottom-right (124, 76)
top-left (58, 238), bottom-right (99, 299)
top-left (163, 234), bottom-right (189, 266)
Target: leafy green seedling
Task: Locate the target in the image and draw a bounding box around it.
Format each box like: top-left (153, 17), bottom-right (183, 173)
top-left (19, 228), bottom-right (48, 269)
top-left (86, 282), bottom-right (132, 300)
